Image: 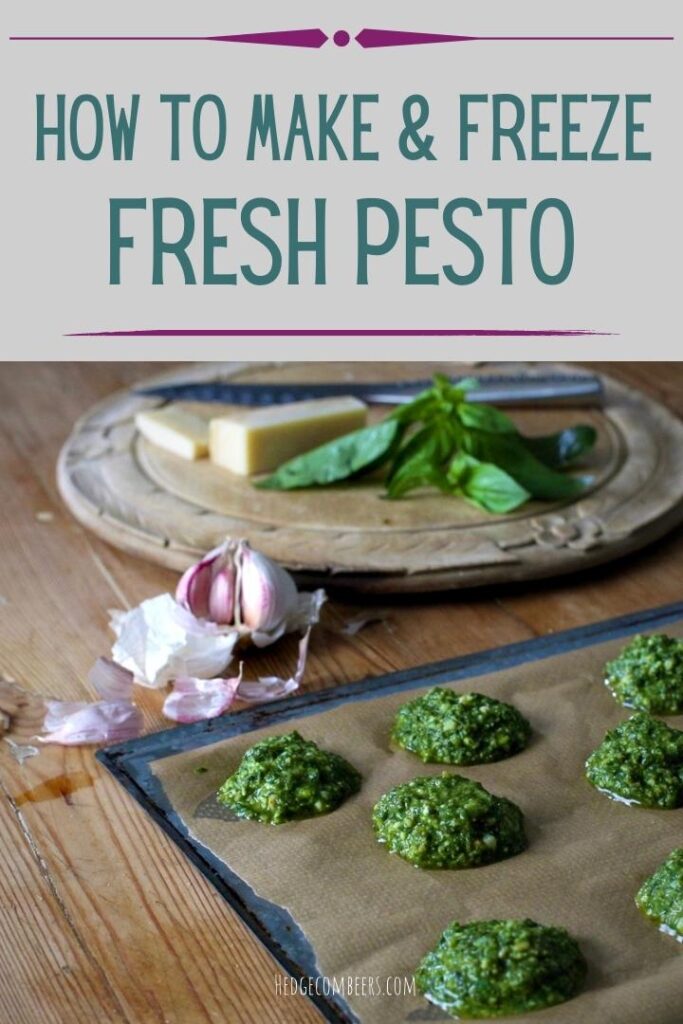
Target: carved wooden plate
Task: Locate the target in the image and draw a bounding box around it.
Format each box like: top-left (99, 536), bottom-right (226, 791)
top-left (57, 362), bottom-right (683, 592)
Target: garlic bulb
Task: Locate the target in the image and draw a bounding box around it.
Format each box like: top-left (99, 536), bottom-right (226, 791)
top-left (176, 539), bottom-right (319, 638)
top-left (111, 540), bottom-right (325, 687)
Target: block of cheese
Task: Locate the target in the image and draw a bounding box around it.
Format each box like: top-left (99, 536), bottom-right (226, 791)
top-left (209, 396), bottom-right (368, 476)
top-left (135, 407), bottom-right (209, 460)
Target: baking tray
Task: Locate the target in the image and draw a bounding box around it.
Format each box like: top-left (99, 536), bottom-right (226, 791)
top-left (97, 601), bottom-right (683, 1024)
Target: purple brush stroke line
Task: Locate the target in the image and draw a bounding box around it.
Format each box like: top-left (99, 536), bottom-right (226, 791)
top-left (66, 328), bottom-right (611, 338)
top-left (355, 28), bottom-right (673, 47)
top-left (9, 28), bottom-right (329, 48)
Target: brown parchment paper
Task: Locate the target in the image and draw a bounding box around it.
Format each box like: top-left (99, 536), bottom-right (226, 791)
top-left (151, 624), bottom-right (683, 1024)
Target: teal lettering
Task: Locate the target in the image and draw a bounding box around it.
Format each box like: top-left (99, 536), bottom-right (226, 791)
top-left (284, 96), bottom-right (314, 161)
top-left (353, 95), bottom-right (379, 160)
top-left (109, 198), bottom-right (146, 284)
top-left (625, 94), bottom-right (651, 160)
top-left (203, 198), bottom-right (236, 284)
top-left (357, 199), bottom-right (399, 284)
top-left (69, 95), bottom-right (104, 160)
top-left (406, 199), bottom-right (439, 285)
top-left (105, 95), bottom-right (139, 160)
top-left (492, 94), bottom-right (525, 160)
top-left (152, 198), bottom-right (196, 284)
top-left (247, 95), bottom-right (279, 160)
top-left (530, 199), bottom-right (574, 284)
top-left (531, 94), bottom-right (557, 161)
top-left (442, 199), bottom-right (484, 285)
top-left (160, 94), bottom-right (191, 160)
top-left (561, 95), bottom-right (588, 160)
top-left (487, 198), bottom-right (527, 284)
top-left (591, 95), bottom-right (619, 161)
top-left (241, 199), bottom-right (282, 285)
top-left (193, 95), bottom-right (227, 160)
top-left (318, 94), bottom-right (347, 160)
top-left (459, 94), bottom-right (487, 160)
top-left (287, 198), bottom-right (326, 283)
top-left (36, 94), bottom-right (65, 160)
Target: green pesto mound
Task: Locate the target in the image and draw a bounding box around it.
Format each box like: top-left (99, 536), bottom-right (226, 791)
top-left (391, 688), bottom-right (531, 765)
top-left (605, 634), bottom-right (683, 715)
top-left (372, 773), bottom-right (526, 869)
top-left (585, 713), bottom-right (683, 809)
top-left (416, 918), bottom-right (587, 1019)
top-left (217, 730), bottom-right (361, 824)
top-left (636, 848), bottom-right (683, 941)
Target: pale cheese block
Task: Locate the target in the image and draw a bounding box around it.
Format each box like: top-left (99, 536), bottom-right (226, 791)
top-left (209, 396), bottom-right (368, 476)
top-left (135, 407), bottom-right (209, 460)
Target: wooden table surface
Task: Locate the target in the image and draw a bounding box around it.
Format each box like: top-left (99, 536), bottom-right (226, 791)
top-left (1, 362), bottom-right (682, 1024)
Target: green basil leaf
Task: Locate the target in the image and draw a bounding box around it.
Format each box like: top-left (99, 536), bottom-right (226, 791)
top-left (520, 425), bottom-right (597, 469)
top-left (461, 462), bottom-right (530, 513)
top-left (388, 422), bottom-right (452, 479)
top-left (447, 453), bottom-right (530, 513)
top-left (433, 373), bottom-right (479, 395)
top-left (457, 402), bottom-right (517, 434)
top-left (464, 431), bottom-right (589, 500)
top-left (391, 376), bottom-right (479, 426)
top-left (385, 427), bottom-right (450, 499)
top-left (446, 451), bottom-right (479, 487)
top-left (257, 419), bottom-right (403, 490)
top-left (453, 376), bottom-right (480, 393)
top-left (390, 389), bottom-right (440, 426)
top-left (385, 462), bottom-right (447, 500)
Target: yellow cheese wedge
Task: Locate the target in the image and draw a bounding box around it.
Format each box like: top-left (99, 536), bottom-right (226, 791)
top-left (135, 407), bottom-right (209, 460)
top-left (209, 396), bottom-right (368, 476)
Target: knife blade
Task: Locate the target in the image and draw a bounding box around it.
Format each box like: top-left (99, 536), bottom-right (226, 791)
top-left (135, 373), bottom-right (603, 407)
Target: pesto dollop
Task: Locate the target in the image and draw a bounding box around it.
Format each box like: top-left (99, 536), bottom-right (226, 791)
top-left (416, 918), bottom-right (587, 1019)
top-left (585, 713), bottom-right (683, 809)
top-left (605, 634), bottom-right (683, 714)
top-left (392, 688), bottom-right (531, 765)
top-left (217, 731), bottom-right (361, 824)
top-left (372, 773), bottom-right (526, 869)
top-left (635, 848), bottom-right (683, 941)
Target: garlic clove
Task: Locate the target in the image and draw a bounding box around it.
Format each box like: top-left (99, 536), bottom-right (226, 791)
top-left (239, 543), bottom-right (299, 632)
top-left (208, 567), bottom-right (236, 625)
top-left (176, 541), bottom-right (238, 622)
top-left (176, 556), bottom-right (216, 619)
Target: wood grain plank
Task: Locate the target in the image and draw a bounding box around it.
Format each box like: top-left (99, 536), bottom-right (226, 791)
top-left (0, 773), bottom-right (129, 1024)
top-left (0, 364), bottom-right (315, 1023)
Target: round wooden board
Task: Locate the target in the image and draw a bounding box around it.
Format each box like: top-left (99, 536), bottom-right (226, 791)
top-left (57, 362), bottom-right (683, 593)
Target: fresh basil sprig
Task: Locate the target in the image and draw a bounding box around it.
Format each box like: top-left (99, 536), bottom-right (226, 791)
top-left (256, 375), bottom-right (596, 514)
